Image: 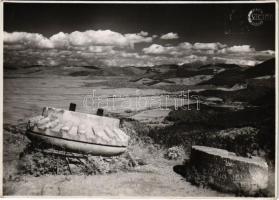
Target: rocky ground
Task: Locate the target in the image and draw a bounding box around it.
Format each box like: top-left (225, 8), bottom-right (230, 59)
top-left (3, 122), bottom-right (232, 197)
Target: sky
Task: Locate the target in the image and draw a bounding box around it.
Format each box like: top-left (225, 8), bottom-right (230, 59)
top-left (4, 3), bottom-right (276, 67)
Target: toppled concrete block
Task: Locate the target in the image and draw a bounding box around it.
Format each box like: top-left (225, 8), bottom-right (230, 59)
top-left (189, 145), bottom-right (268, 195)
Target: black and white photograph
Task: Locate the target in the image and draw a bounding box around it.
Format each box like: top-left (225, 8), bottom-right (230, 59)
top-left (2, 1), bottom-right (277, 197)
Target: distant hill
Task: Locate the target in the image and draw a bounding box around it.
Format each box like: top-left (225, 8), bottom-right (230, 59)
top-left (176, 67), bottom-right (214, 78)
top-left (199, 58), bottom-right (275, 87)
top-left (199, 68), bottom-right (245, 87)
top-left (199, 63), bottom-right (241, 70)
top-left (135, 62), bottom-right (249, 81)
top-left (67, 65), bottom-right (149, 77)
top-left (5, 58), bottom-right (275, 83)
top-left (243, 58), bottom-right (275, 78)
top-left (81, 65), bottom-right (101, 70)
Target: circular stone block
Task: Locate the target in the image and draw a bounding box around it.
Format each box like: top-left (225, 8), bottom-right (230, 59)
top-left (189, 145), bottom-right (268, 195)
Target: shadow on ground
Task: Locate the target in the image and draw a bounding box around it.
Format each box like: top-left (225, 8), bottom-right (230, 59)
top-left (173, 164), bottom-right (188, 178)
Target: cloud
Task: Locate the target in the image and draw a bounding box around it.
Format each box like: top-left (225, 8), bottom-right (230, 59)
top-left (102, 52), bottom-right (152, 67)
top-left (4, 32), bottom-right (54, 49)
top-left (87, 46), bottom-right (115, 54)
top-left (178, 55), bottom-right (208, 65)
top-left (124, 33), bottom-right (153, 48)
top-left (225, 45), bottom-right (255, 53)
top-left (212, 57), bottom-right (260, 66)
top-left (4, 30), bottom-right (153, 50)
top-left (103, 53), bottom-right (208, 67)
top-left (4, 30), bottom-right (275, 67)
top-left (139, 31), bottom-right (148, 36)
top-left (260, 50), bottom-right (275, 55)
top-left (160, 32), bottom-right (179, 40)
top-left (193, 42), bottom-right (226, 50)
top-left (142, 41), bottom-right (274, 66)
top-left (64, 30), bottom-right (132, 48)
top-left (142, 43), bottom-right (192, 56)
top-left (143, 42), bottom-right (227, 56)
top-left (179, 42), bottom-right (192, 50)
top-left (142, 44), bottom-right (175, 54)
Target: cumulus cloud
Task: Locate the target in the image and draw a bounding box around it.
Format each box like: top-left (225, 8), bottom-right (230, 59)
top-left (142, 41), bottom-right (274, 66)
top-left (87, 46), bottom-right (115, 54)
top-left (225, 45), bottom-right (255, 53)
top-left (4, 30), bottom-right (275, 67)
top-left (4, 30), bottom-right (153, 50)
top-left (49, 32), bottom-right (70, 49)
top-left (4, 32), bottom-right (54, 49)
top-left (143, 42), bottom-right (228, 56)
top-left (61, 30), bottom-right (145, 48)
top-left (212, 57), bottom-right (261, 66)
top-left (178, 55), bottom-right (208, 65)
top-left (124, 33), bottom-right (153, 48)
top-left (142, 44), bottom-right (176, 55)
top-left (160, 32), bottom-right (179, 40)
top-left (179, 42), bottom-right (192, 50)
top-left (139, 31), bottom-right (148, 36)
top-left (143, 43), bottom-right (194, 56)
top-left (193, 42), bottom-right (226, 50)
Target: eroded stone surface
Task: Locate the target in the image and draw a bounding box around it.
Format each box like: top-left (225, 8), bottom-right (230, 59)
top-left (28, 107), bottom-right (129, 146)
top-left (189, 145), bottom-right (268, 195)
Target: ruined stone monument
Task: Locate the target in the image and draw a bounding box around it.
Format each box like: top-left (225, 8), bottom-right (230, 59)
top-left (189, 145), bottom-right (268, 195)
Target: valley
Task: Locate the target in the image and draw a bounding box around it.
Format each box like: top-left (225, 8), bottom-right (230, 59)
top-left (3, 58), bottom-right (275, 196)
